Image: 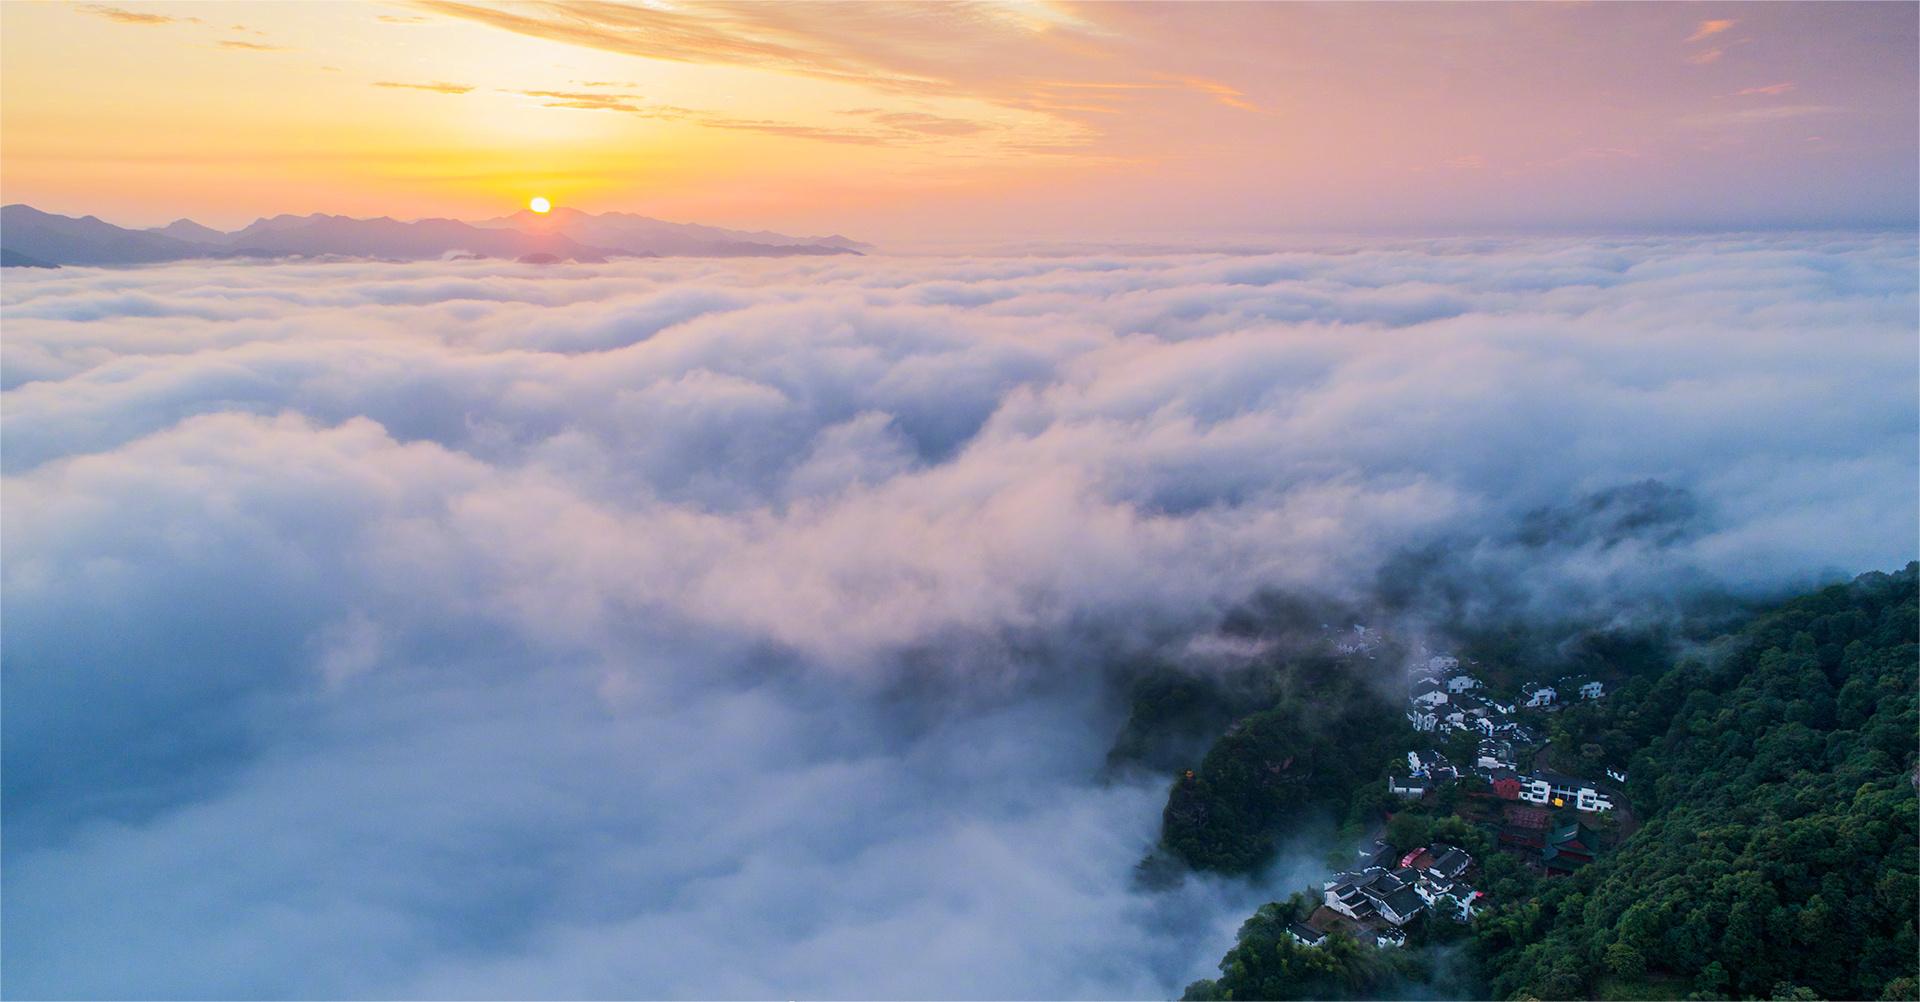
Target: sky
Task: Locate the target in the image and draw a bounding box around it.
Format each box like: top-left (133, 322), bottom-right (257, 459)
top-left (1, 1), bottom-right (1915, 242)
top-left (5, 234), bottom-right (1916, 998)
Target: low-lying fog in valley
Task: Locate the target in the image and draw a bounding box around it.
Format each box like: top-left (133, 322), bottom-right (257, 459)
top-left (4, 235), bottom-right (1915, 998)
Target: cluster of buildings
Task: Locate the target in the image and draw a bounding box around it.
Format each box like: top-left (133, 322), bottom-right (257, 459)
top-left (1390, 654), bottom-right (1617, 814)
top-left (1289, 839), bottom-right (1484, 948)
top-left (1394, 754), bottom-right (1616, 814)
top-left (1404, 655), bottom-right (1547, 742)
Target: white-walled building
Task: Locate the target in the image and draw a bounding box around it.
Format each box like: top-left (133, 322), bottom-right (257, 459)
top-left (1519, 771), bottom-right (1614, 812)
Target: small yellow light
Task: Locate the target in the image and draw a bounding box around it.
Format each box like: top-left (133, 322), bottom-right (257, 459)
top-left (529, 196), bottom-right (552, 214)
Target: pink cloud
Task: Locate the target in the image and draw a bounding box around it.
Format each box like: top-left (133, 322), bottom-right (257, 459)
top-left (1686, 19), bottom-right (1737, 42)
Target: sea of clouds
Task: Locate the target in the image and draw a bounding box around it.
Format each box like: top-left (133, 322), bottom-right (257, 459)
top-left (3, 234), bottom-right (1915, 998)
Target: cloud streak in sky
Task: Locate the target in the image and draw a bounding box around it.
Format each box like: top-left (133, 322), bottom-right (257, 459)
top-left (74, 4), bottom-right (199, 26)
top-left (3, 236), bottom-right (1915, 998)
top-left (1686, 18), bottom-right (1738, 43)
top-left (375, 80), bottom-right (476, 94)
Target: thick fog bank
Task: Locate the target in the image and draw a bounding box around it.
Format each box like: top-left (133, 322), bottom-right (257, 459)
top-left (3, 235), bottom-right (1914, 997)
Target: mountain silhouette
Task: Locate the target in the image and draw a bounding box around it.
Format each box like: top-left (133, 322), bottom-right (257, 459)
top-left (473, 207), bottom-right (873, 257)
top-left (2, 204), bottom-right (867, 267)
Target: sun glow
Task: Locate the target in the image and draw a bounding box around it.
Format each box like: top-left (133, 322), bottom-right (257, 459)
top-left (528, 196), bottom-right (551, 214)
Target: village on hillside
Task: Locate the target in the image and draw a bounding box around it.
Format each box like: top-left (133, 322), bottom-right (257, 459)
top-left (1291, 634), bottom-right (1633, 950)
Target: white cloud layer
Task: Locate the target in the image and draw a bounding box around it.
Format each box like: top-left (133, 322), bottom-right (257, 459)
top-left (3, 235), bottom-right (1915, 998)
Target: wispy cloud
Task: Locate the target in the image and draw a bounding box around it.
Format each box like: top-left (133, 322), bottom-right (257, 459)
top-left (377, 14), bottom-right (429, 24)
top-left (699, 119), bottom-right (896, 146)
top-left (375, 80), bottom-right (475, 95)
top-left (217, 39), bottom-right (288, 52)
top-left (1023, 76), bottom-right (1261, 114)
top-left (1523, 146), bottom-right (1641, 171)
top-left (413, 0), bottom-right (1247, 151)
top-left (512, 89), bottom-right (644, 113)
top-left (1688, 48), bottom-right (1725, 66)
top-left (846, 108), bottom-right (995, 137)
top-left (1686, 19), bottom-right (1737, 43)
top-left (1683, 104), bottom-right (1842, 128)
top-left (414, 0), bottom-right (951, 95)
top-left (1737, 82), bottom-right (1796, 97)
top-left (74, 4), bottom-right (199, 25)
top-left (1154, 74), bottom-right (1261, 112)
top-left (507, 91), bottom-right (989, 148)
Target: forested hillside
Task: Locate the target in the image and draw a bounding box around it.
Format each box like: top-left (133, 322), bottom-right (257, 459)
top-left (1181, 893), bottom-right (1437, 1001)
top-left (1479, 563), bottom-right (1918, 1000)
top-left (1180, 565), bottom-right (1918, 1000)
top-left (1157, 656), bottom-right (1403, 873)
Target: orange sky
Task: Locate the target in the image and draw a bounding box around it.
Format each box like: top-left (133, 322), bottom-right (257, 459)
top-left (2, 1), bottom-right (1914, 242)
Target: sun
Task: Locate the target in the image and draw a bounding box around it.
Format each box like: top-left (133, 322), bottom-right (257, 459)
top-left (528, 196), bottom-right (551, 214)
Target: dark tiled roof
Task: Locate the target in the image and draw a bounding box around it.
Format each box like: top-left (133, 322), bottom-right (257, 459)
top-left (1551, 821), bottom-right (1597, 842)
top-left (1379, 885), bottom-right (1426, 921)
top-left (1429, 847), bottom-right (1472, 877)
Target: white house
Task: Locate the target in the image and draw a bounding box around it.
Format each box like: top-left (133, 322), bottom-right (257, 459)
top-left (1427, 845), bottom-right (1472, 879)
top-left (1606, 767), bottom-right (1628, 783)
top-left (1411, 681), bottom-right (1449, 707)
top-left (1325, 868), bottom-right (1392, 919)
top-left (1445, 674), bottom-right (1481, 694)
top-left (1579, 680), bottom-right (1605, 700)
top-left (1407, 708), bottom-right (1439, 732)
top-left (1428, 888), bottom-right (1481, 923)
top-left (1521, 771), bottom-right (1615, 812)
top-left (1387, 774), bottom-right (1427, 798)
top-left (1476, 740), bottom-right (1515, 771)
top-left (1522, 684), bottom-right (1557, 707)
top-left (1376, 891), bottom-right (1424, 926)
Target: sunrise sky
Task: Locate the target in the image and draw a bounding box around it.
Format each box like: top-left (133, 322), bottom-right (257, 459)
top-left (2, 1), bottom-right (1915, 242)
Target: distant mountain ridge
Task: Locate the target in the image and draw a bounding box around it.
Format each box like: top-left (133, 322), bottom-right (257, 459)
top-left (472, 208), bottom-right (871, 256)
top-left (0, 203), bottom-right (868, 267)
